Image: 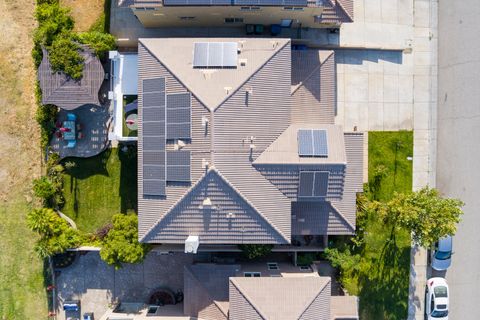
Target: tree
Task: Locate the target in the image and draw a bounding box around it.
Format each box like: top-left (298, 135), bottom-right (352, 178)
top-left (27, 208), bottom-right (81, 258)
top-left (34, 3), bottom-right (74, 46)
top-left (78, 31), bottom-right (116, 56)
top-left (100, 214), bottom-right (150, 268)
top-left (48, 34), bottom-right (84, 80)
top-left (33, 176), bottom-right (56, 201)
top-left (376, 187), bottom-right (464, 248)
top-left (238, 244), bottom-right (273, 260)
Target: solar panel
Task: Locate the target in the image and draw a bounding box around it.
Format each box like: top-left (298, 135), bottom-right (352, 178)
top-left (163, 0), bottom-right (230, 5)
top-left (298, 171), bottom-right (329, 198)
top-left (313, 172), bottom-right (329, 197)
top-left (166, 151), bottom-right (191, 182)
top-left (193, 42), bottom-right (238, 68)
top-left (142, 77), bottom-right (166, 196)
top-left (298, 129), bottom-right (314, 156)
top-left (166, 93), bottom-right (191, 140)
top-left (298, 171), bottom-right (314, 197)
top-left (312, 130), bottom-right (328, 157)
top-left (298, 129), bottom-right (328, 157)
top-left (234, 0), bottom-right (306, 5)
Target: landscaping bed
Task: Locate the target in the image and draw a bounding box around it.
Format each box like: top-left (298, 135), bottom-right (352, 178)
top-left (61, 146), bottom-right (137, 233)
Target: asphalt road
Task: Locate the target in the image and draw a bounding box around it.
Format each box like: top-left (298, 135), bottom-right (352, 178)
top-left (437, 1), bottom-right (480, 319)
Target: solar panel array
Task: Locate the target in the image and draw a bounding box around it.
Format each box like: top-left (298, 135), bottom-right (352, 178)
top-left (164, 0), bottom-right (306, 5)
top-left (166, 93), bottom-right (191, 140)
top-left (166, 151), bottom-right (191, 182)
top-left (193, 42), bottom-right (238, 68)
top-left (142, 78), bottom-right (166, 196)
top-left (298, 171), bottom-right (329, 198)
top-left (298, 129), bottom-right (328, 157)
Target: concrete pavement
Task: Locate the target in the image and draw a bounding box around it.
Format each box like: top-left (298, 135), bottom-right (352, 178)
top-left (437, 1), bottom-right (480, 319)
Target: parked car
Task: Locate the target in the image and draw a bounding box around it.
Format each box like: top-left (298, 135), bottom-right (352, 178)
top-left (425, 277), bottom-right (449, 320)
top-left (431, 236), bottom-right (453, 270)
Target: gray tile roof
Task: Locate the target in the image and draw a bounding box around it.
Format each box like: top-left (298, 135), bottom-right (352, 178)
top-left (137, 38), bottom-right (362, 243)
top-left (229, 277), bottom-right (331, 320)
top-left (330, 296), bottom-right (359, 320)
top-left (38, 46), bottom-right (104, 110)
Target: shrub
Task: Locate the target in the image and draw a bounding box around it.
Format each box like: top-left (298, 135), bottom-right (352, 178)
top-left (238, 244), bottom-right (273, 260)
top-left (34, 3), bottom-right (74, 46)
top-left (78, 31), bottom-right (116, 56)
top-left (27, 208), bottom-right (81, 258)
top-left (33, 176), bottom-right (56, 201)
top-left (35, 94), bottom-right (58, 150)
top-left (100, 214), bottom-right (150, 268)
top-left (49, 34), bottom-right (84, 80)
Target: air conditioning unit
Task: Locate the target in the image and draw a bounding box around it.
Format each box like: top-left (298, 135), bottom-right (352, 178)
top-left (185, 235), bottom-right (199, 254)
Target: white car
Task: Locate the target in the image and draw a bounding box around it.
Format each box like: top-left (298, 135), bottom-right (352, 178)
top-left (425, 277), bottom-right (449, 320)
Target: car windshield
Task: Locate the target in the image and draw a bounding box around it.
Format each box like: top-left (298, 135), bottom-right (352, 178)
top-left (435, 250), bottom-right (451, 260)
top-left (431, 309), bottom-right (449, 318)
top-left (434, 286), bottom-right (448, 297)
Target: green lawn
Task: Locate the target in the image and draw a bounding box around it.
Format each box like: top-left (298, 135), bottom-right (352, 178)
top-left (0, 197), bottom-right (49, 320)
top-left (61, 146), bottom-right (137, 233)
top-left (368, 131), bottom-right (413, 201)
top-left (359, 131), bottom-right (413, 319)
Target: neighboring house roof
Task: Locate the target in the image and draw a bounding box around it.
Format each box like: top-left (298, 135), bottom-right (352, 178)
top-left (137, 38), bottom-right (362, 244)
top-left (184, 264), bottom-right (239, 319)
top-left (316, 0), bottom-right (354, 24)
top-left (330, 296), bottom-right (359, 320)
top-left (38, 46), bottom-right (104, 110)
top-left (229, 277), bottom-right (331, 320)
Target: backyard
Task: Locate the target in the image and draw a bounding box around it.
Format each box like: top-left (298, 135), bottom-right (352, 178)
top-left (61, 146), bottom-right (137, 233)
top-left (327, 131), bottom-right (413, 320)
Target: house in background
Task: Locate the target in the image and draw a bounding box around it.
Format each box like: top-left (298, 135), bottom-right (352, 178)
top-left (118, 0), bottom-right (353, 29)
top-left (135, 37), bottom-right (363, 256)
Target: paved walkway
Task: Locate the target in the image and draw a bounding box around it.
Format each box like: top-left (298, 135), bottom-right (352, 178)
top-left (50, 105), bottom-right (111, 159)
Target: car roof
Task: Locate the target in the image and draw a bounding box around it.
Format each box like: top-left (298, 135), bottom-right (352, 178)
top-left (438, 236), bottom-right (453, 251)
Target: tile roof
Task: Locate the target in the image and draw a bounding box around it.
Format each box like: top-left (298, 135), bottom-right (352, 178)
top-left (38, 46), bottom-right (104, 110)
top-left (137, 38), bottom-right (362, 243)
top-left (229, 277), bottom-right (331, 320)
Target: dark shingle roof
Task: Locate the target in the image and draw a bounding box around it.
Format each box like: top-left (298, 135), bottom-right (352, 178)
top-left (38, 46), bottom-right (104, 110)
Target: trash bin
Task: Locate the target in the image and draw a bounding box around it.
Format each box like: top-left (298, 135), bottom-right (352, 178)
top-left (254, 24), bottom-right (264, 35)
top-left (83, 312), bottom-right (94, 320)
top-left (246, 24), bottom-right (255, 35)
top-left (270, 24), bottom-right (281, 36)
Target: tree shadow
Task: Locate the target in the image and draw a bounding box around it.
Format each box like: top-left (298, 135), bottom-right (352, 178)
top-left (61, 148), bottom-right (111, 180)
top-left (117, 145), bottom-right (137, 213)
top-left (358, 235), bottom-right (411, 320)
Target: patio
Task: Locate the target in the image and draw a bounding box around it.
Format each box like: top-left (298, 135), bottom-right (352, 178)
top-left (50, 104), bottom-right (111, 158)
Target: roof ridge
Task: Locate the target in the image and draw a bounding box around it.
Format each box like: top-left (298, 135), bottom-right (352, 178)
top-left (212, 40), bottom-right (290, 112)
top-left (291, 50), bottom-right (334, 95)
top-left (139, 40), bottom-right (211, 112)
top-left (212, 169), bottom-right (290, 243)
top-left (229, 279), bottom-right (267, 320)
top-left (329, 201), bottom-right (356, 232)
top-left (298, 278), bottom-right (331, 319)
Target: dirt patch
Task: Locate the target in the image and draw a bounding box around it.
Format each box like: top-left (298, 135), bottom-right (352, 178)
top-left (61, 0), bottom-right (105, 32)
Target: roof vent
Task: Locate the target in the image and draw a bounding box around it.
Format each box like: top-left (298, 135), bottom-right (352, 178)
top-left (202, 158), bottom-right (210, 169)
top-left (185, 235), bottom-right (199, 254)
top-left (199, 197), bottom-right (214, 210)
top-left (227, 212), bottom-right (236, 219)
top-left (202, 116), bottom-right (209, 128)
top-left (239, 58), bottom-right (247, 67)
top-left (224, 86), bottom-right (232, 95)
top-left (174, 139), bottom-right (186, 150)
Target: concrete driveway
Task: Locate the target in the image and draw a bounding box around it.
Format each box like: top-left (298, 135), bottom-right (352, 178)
top-left (437, 1), bottom-right (480, 319)
top-left (55, 251), bottom-right (193, 320)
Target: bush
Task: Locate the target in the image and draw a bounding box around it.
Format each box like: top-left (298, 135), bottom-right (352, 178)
top-left (33, 176), bottom-right (56, 201)
top-left (100, 214), bottom-right (150, 268)
top-left (49, 34), bottom-right (84, 80)
top-left (78, 31), bottom-right (116, 56)
top-left (34, 3), bottom-right (74, 47)
top-left (27, 208), bottom-right (81, 258)
top-left (35, 89), bottom-right (58, 150)
top-left (238, 244), bottom-right (273, 260)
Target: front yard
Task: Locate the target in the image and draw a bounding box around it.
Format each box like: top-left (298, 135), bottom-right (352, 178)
top-left (61, 146), bottom-right (137, 233)
top-left (327, 131), bottom-right (413, 320)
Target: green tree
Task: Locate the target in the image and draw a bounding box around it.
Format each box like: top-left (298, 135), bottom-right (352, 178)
top-left (32, 176), bottom-right (56, 201)
top-left (238, 244), bottom-right (273, 260)
top-left (48, 34), bottom-right (84, 80)
top-left (78, 31), bottom-right (116, 56)
top-left (377, 187), bottom-right (464, 248)
top-left (100, 214), bottom-right (150, 268)
top-left (34, 3), bottom-right (74, 46)
top-left (27, 208), bottom-right (81, 258)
